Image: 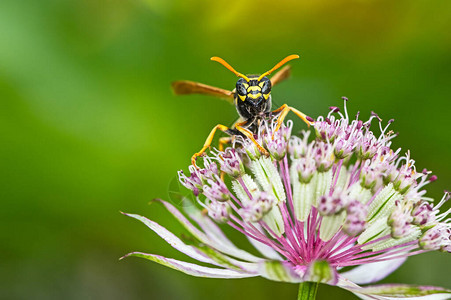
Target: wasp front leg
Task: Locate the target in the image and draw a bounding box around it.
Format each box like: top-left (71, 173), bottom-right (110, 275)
top-left (218, 137), bottom-right (233, 152)
top-left (216, 137), bottom-right (234, 182)
top-left (271, 104), bottom-right (313, 139)
top-left (235, 121), bottom-right (269, 157)
top-left (192, 124), bottom-right (230, 168)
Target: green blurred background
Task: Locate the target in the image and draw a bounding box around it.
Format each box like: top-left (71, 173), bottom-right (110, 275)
top-left (1, 0), bottom-right (450, 299)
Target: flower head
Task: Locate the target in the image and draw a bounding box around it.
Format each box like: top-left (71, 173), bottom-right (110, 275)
top-left (123, 100), bottom-right (451, 299)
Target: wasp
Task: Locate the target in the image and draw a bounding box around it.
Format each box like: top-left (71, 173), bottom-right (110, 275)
top-left (172, 55), bottom-right (312, 167)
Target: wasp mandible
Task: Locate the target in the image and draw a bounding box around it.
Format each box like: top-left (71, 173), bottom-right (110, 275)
top-left (172, 55), bottom-right (312, 167)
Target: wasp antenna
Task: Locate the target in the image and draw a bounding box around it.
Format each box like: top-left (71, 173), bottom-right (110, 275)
top-left (211, 56), bottom-right (250, 82)
top-left (258, 54), bottom-right (300, 81)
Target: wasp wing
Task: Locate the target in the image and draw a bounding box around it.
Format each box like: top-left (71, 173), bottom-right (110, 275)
top-left (171, 80), bottom-right (235, 104)
top-left (270, 65), bottom-right (291, 87)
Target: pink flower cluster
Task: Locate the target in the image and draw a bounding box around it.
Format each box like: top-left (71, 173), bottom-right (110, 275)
top-left (124, 100), bottom-right (451, 299)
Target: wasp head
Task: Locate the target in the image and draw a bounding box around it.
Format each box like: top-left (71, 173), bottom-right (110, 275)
top-left (236, 76), bottom-right (271, 112)
top-left (211, 55), bottom-right (299, 116)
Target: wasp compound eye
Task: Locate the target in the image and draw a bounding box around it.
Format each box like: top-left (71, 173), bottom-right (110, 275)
top-left (261, 79), bottom-right (272, 95)
top-left (236, 80), bottom-right (247, 96)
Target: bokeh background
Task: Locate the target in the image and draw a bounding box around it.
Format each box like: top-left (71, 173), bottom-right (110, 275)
top-left (1, 0), bottom-right (450, 299)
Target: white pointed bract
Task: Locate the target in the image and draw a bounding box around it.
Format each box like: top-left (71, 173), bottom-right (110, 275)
top-left (124, 99), bottom-right (451, 299)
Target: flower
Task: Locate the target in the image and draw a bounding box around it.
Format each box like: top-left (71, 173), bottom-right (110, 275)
top-left (122, 100), bottom-right (451, 299)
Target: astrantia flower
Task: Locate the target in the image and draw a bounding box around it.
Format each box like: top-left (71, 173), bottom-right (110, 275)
top-left (123, 100), bottom-right (451, 299)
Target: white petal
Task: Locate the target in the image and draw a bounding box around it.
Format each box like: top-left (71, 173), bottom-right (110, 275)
top-left (352, 293), bottom-right (389, 300)
top-left (319, 211), bottom-right (346, 241)
top-left (337, 277), bottom-right (394, 300)
top-left (231, 175), bottom-right (258, 204)
top-left (123, 252), bottom-right (257, 279)
top-left (313, 170), bottom-right (333, 206)
top-left (258, 260), bottom-right (302, 282)
top-left (367, 184), bottom-right (401, 224)
top-left (251, 157), bottom-right (286, 202)
top-left (262, 205), bottom-right (285, 237)
top-left (246, 234), bottom-right (283, 260)
top-left (337, 277), bottom-right (451, 300)
top-left (340, 257), bottom-right (406, 284)
top-left (156, 199), bottom-right (209, 241)
top-left (123, 212), bottom-right (214, 264)
top-left (184, 204), bottom-right (239, 249)
top-left (293, 181), bottom-right (314, 222)
top-left (358, 217), bottom-right (391, 245)
top-left (159, 199), bottom-right (263, 262)
top-left (194, 245), bottom-right (261, 273)
top-left (124, 210), bottom-right (262, 273)
top-left (348, 183), bottom-right (373, 205)
top-left (353, 290), bottom-right (451, 300)
top-left (368, 230), bottom-right (421, 252)
top-left (353, 294), bottom-right (451, 300)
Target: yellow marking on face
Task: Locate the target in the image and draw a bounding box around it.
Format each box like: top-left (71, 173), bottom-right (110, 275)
top-left (263, 93), bottom-right (270, 100)
top-left (248, 93), bottom-right (262, 99)
top-left (259, 82), bottom-right (265, 88)
top-left (247, 86), bottom-right (261, 92)
top-left (243, 83), bottom-right (249, 89)
top-left (239, 94), bottom-right (246, 101)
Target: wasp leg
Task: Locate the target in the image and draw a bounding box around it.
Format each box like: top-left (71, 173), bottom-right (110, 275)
top-left (192, 124), bottom-right (230, 168)
top-left (235, 121), bottom-right (269, 156)
top-left (219, 137), bottom-right (233, 152)
top-left (271, 104), bottom-right (313, 139)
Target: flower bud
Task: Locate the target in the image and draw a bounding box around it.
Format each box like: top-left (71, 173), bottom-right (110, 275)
top-left (239, 191), bottom-right (276, 222)
top-left (419, 225), bottom-right (444, 250)
top-left (207, 200), bottom-right (231, 222)
top-left (293, 157), bottom-right (316, 184)
top-left (203, 176), bottom-right (230, 202)
top-left (220, 148), bottom-right (245, 178)
top-left (178, 169), bottom-right (203, 196)
top-left (313, 142), bottom-right (335, 172)
top-left (343, 200), bottom-right (367, 236)
top-left (388, 204), bottom-right (414, 239)
top-left (318, 192), bottom-right (348, 216)
top-left (411, 202), bottom-right (435, 226)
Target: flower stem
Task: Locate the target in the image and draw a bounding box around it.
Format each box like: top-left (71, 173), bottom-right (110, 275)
top-left (297, 282), bottom-right (318, 300)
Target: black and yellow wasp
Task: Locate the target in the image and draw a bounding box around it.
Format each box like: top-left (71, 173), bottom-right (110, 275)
top-left (172, 55), bottom-right (312, 167)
